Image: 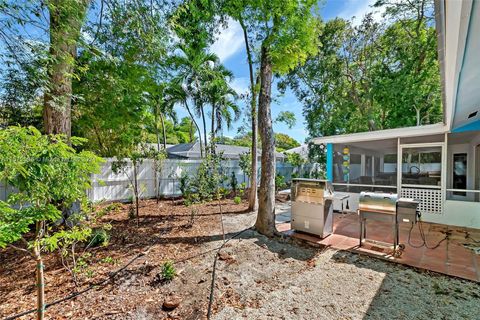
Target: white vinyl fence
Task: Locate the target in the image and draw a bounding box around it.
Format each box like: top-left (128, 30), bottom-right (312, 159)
top-left (1, 158), bottom-right (322, 203)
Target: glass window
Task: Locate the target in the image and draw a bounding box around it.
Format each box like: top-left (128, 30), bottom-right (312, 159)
top-left (401, 147), bottom-right (442, 187)
top-left (453, 153), bottom-right (467, 196)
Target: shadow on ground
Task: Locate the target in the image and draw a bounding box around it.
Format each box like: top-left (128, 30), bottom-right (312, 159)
top-left (330, 251), bottom-right (480, 319)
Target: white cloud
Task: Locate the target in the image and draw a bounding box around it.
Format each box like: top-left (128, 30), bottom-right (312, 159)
top-left (230, 77), bottom-right (250, 95)
top-left (210, 18), bottom-right (244, 62)
top-left (338, 0), bottom-right (385, 26)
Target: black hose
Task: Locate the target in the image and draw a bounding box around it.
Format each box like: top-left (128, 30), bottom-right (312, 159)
top-left (206, 227), bottom-right (251, 320)
top-left (407, 220), bottom-right (448, 250)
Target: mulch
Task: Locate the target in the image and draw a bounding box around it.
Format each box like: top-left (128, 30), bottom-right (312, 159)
top-left (0, 198), bottom-right (249, 319)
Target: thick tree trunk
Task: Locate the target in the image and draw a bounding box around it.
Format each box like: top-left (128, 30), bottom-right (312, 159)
top-left (240, 18), bottom-right (259, 212)
top-left (44, 0), bottom-right (89, 138)
top-left (255, 46), bottom-right (276, 236)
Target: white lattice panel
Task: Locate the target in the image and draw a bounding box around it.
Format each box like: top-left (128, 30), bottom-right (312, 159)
top-left (401, 188), bottom-right (443, 214)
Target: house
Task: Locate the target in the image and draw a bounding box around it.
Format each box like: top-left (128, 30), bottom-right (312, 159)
top-left (312, 0), bottom-right (480, 229)
top-left (166, 142), bottom-right (286, 162)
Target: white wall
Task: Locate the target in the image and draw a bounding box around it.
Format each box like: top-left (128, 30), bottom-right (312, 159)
top-left (423, 200), bottom-right (480, 229)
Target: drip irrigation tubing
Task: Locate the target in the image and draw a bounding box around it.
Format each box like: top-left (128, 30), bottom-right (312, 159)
top-left (206, 227), bottom-right (251, 320)
top-left (5, 229), bottom-right (251, 320)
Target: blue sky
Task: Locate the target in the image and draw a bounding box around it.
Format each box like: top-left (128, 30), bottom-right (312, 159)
top-left (194, 0), bottom-right (383, 144)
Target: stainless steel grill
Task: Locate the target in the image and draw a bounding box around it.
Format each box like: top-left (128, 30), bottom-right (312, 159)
top-left (358, 192), bottom-right (420, 252)
top-left (291, 179), bottom-right (334, 238)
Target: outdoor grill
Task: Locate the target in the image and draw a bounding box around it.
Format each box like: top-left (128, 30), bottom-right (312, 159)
top-left (358, 192), bottom-right (420, 252)
top-left (291, 178), bottom-right (334, 238)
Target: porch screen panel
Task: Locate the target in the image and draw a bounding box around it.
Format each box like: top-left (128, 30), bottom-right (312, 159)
top-left (401, 146), bottom-right (443, 214)
top-left (401, 147), bottom-right (442, 187)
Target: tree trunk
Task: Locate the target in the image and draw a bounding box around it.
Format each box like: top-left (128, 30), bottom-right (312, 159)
top-left (200, 105), bottom-right (208, 154)
top-left (44, 0), bottom-right (89, 138)
top-left (36, 255), bottom-right (45, 320)
top-left (240, 17), bottom-right (258, 211)
top-left (255, 45), bottom-right (276, 236)
top-left (133, 161), bottom-right (139, 226)
top-left (34, 221), bottom-right (45, 320)
top-left (211, 103), bottom-right (215, 143)
top-left (184, 102), bottom-right (203, 157)
top-left (159, 112), bottom-right (167, 149)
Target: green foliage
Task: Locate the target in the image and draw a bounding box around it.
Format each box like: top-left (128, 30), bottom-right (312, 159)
top-left (233, 196), bottom-right (242, 205)
top-left (161, 260), bottom-right (176, 282)
top-left (88, 227), bottom-right (110, 248)
top-left (230, 171), bottom-right (238, 195)
top-left (275, 174), bottom-right (287, 192)
top-left (275, 133), bottom-right (300, 152)
top-left (285, 152), bottom-right (305, 167)
top-left (220, 132), bottom-right (299, 152)
top-left (181, 148), bottom-right (227, 204)
top-left (283, 1), bottom-right (441, 138)
top-left (0, 126), bottom-right (103, 249)
top-left (275, 111), bottom-right (296, 129)
top-left (100, 256), bottom-right (116, 265)
top-left (238, 152), bottom-right (252, 178)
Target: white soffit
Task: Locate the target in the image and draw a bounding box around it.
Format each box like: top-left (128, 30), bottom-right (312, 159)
top-left (444, 0), bottom-right (473, 130)
top-left (451, 1), bottom-right (480, 130)
top-left (311, 123), bottom-right (448, 145)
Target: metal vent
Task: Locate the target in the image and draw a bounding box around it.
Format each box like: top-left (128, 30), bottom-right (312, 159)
top-left (468, 111), bottom-right (478, 119)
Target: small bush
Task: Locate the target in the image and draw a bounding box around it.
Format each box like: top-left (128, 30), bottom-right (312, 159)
top-left (275, 174), bottom-right (287, 192)
top-left (128, 205), bottom-right (135, 219)
top-left (161, 260), bottom-right (176, 281)
top-left (233, 196), bottom-right (241, 205)
top-left (88, 227), bottom-right (110, 247)
top-left (230, 172), bottom-right (238, 195)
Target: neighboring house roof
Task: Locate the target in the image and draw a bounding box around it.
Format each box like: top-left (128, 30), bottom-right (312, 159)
top-left (166, 142), bottom-right (285, 160)
top-left (284, 144), bottom-right (309, 159)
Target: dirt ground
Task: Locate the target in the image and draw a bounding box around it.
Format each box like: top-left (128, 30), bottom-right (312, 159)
top-left (1, 198), bottom-right (480, 319)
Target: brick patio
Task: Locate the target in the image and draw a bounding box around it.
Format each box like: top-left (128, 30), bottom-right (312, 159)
top-left (277, 212), bottom-right (480, 282)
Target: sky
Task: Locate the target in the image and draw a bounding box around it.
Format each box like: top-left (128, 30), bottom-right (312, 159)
top-left (194, 0), bottom-right (383, 144)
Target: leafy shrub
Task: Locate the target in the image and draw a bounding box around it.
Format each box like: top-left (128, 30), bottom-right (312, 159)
top-left (88, 227), bottom-right (110, 247)
top-left (275, 174), bottom-right (287, 192)
top-left (179, 172), bottom-right (190, 198)
top-left (230, 172), bottom-right (238, 195)
top-left (161, 260), bottom-right (176, 281)
top-left (0, 126), bottom-right (103, 317)
top-left (183, 151), bottom-right (227, 204)
top-left (233, 196), bottom-right (241, 205)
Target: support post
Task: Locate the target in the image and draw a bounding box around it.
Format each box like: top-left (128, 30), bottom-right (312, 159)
top-left (326, 143), bottom-right (333, 182)
top-left (397, 138), bottom-right (402, 196)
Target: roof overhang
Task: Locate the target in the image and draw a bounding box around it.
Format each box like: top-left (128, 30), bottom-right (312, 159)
top-left (439, 0), bottom-right (478, 131)
top-left (311, 123), bottom-right (448, 145)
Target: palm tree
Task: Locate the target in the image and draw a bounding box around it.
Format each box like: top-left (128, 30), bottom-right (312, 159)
top-left (205, 64), bottom-right (240, 143)
top-left (151, 83), bottom-right (176, 151)
top-left (165, 79), bottom-right (204, 157)
top-left (169, 44), bottom-right (219, 155)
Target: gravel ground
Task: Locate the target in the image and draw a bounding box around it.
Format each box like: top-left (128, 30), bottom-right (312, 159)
top-left (210, 209), bottom-right (480, 320)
